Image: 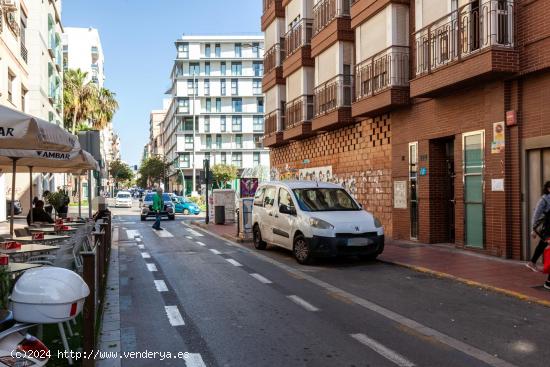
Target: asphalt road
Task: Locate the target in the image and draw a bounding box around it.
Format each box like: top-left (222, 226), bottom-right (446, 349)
top-left (110, 201), bottom-right (550, 367)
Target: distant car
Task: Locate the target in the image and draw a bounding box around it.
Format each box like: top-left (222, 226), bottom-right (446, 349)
top-left (115, 191), bottom-right (133, 208)
top-left (6, 200), bottom-right (22, 216)
top-left (141, 193), bottom-right (175, 221)
top-left (173, 196), bottom-right (201, 215)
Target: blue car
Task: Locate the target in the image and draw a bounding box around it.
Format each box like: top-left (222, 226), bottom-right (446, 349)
top-left (174, 196), bottom-right (201, 215)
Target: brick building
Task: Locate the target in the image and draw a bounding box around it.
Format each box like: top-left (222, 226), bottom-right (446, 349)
top-left (262, 0), bottom-right (550, 260)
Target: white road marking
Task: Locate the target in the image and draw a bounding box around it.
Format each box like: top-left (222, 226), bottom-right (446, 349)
top-left (226, 259), bottom-right (242, 267)
top-left (153, 229), bottom-right (174, 238)
top-left (165, 306), bottom-right (185, 326)
top-left (135, 237), bottom-right (142, 243)
top-left (250, 273), bottom-right (273, 284)
top-left (146, 263), bottom-right (157, 272)
top-left (187, 228), bottom-right (203, 237)
top-left (154, 280), bottom-right (168, 292)
top-left (141, 252), bottom-right (151, 259)
top-left (287, 295), bottom-right (320, 312)
top-left (196, 241), bottom-right (206, 247)
top-left (138, 245), bottom-right (145, 250)
top-left (209, 249), bottom-right (222, 255)
top-left (185, 353), bottom-right (206, 367)
top-left (186, 236), bottom-right (193, 240)
top-left (126, 230), bottom-right (140, 239)
top-left (351, 334), bottom-right (415, 367)
top-left (225, 241), bottom-right (235, 247)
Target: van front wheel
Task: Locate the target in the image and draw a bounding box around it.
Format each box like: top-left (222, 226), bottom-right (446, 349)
top-left (253, 225), bottom-right (266, 250)
top-left (293, 235), bottom-right (312, 265)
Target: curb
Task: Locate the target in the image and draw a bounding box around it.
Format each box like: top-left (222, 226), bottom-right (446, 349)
top-left (190, 221), bottom-right (252, 243)
top-left (380, 259), bottom-right (550, 309)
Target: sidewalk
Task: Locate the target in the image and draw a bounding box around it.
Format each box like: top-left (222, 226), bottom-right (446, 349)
top-left (192, 221), bottom-right (550, 307)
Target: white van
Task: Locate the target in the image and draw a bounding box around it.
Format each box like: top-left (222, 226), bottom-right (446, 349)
top-left (252, 181), bottom-right (384, 264)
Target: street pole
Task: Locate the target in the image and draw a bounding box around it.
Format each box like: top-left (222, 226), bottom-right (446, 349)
top-left (191, 72), bottom-right (197, 196)
top-left (204, 159), bottom-right (209, 224)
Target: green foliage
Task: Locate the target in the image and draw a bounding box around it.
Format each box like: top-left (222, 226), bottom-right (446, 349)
top-left (109, 160), bottom-right (134, 187)
top-left (211, 164), bottom-right (238, 189)
top-left (0, 266), bottom-right (10, 310)
top-left (138, 156), bottom-right (170, 188)
top-left (188, 196), bottom-right (206, 211)
top-left (46, 190), bottom-right (70, 214)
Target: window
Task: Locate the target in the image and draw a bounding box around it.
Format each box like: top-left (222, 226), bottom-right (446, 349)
top-left (232, 116), bottom-right (242, 132)
top-left (21, 86), bottom-right (27, 112)
top-left (204, 152), bottom-right (211, 162)
top-left (205, 98), bottom-right (212, 112)
top-left (263, 186), bottom-right (276, 208)
top-left (232, 152), bottom-right (242, 168)
top-left (204, 116), bottom-right (210, 132)
top-left (257, 98), bottom-right (264, 113)
top-left (184, 134), bottom-right (193, 150)
top-left (178, 98), bottom-right (189, 113)
top-left (221, 79), bottom-right (226, 96)
top-left (181, 117), bottom-right (193, 130)
top-left (253, 116), bottom-right (264, 132)
top-left (235, 43), bottom-right (242, 57)
top-left (180, 153), bottom-right (191, 168)
top-left (216, 134), bottom-right (222, 149)
top-left (215, 98), bottom-right (221, 113)
top-left (205, 62), bottom-right (211, 75)
top-left (231, 62), bottom-right (242, 76)
top-left (232, 98), bottom-right (242, 112)
top-left (221, 62), bottom-right (226, 75)
top-left (206, 135), bottom-right (212, 149)
top-left (278, 188), bottom-right (295, 211)
top-left (221, 152), bottom-right (227, 164)
top-left (252, 42), bottom-right (260, 58)
top-left (189, 62), bottom-right (200, 75)
top-left (204, 79), bottom-right (210, 95)
top-left (235, 134), bottom-right (243, 149)
top-left (205, 43), bottom-right (211, 57)
top-left (253, 61), bottom-right (263, 77)
top-left (254, 134), bottom-right (263, 148)
top-left (187, 79), bottom-right (197, 95)
top-left (215, 43), bottom-right (221, 57)
top-left (7, 70), bottom-right (15, 103)
top-left (231, 79), bottom-right (238, 95)
top-left (254, 187), bottom-right (265, 206)
top-left (253, 79), bottom-right (262, 95)
top-left (178, 42), bottom-right (189, 58)
top-left (253, 152), bottom-right (261, 167)
top-left (220, 115), bottom-right (226, 132)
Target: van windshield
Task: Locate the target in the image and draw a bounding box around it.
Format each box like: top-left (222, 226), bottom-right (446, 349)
top-left (292, 188), bottom-right (361, 212)
top-left (117, 193), bottom-right (130, 198)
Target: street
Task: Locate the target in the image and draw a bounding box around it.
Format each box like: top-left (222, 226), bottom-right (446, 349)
top-left (104, 200), bottom-right (550, 367)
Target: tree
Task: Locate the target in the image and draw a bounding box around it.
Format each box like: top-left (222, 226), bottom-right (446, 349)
top-left (138, 156), bottom-right (170, 188)
top-left (63, 69), bottom-right (96, 134)
top-left (109, 160), bottom-right (134, 189)
top-left (92, 87), bottom-right (119, 130)
top-left (211, 164), bottom-right (238, 189)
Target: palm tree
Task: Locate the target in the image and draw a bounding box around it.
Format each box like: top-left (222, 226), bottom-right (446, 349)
top-left (92, 87), bottom-right (119, 130)
top-left (63, 69), bottom-right (96, 134)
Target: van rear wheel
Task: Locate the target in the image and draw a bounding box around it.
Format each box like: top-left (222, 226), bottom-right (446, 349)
top-left (253, 225), bottom-right (266, 250)
top-left (293, 235), bottom-right (312, 265)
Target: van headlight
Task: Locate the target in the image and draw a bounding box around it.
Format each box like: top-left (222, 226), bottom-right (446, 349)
top-left (374, 217), bottom-right (382, 228)
top-left (309, 217), bottom-right (334, 229)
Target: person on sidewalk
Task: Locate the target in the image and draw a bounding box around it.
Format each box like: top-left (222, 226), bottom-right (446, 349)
top-left (152, 188), bottom-right (164, 231)
top-left (26, 200), bottom-right (54, 225)
top-left (526, 181), bottom-right (550, 290)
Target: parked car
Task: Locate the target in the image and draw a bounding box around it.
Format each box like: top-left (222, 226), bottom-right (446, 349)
top-left (140, 193), bottom-right (175, 221)
top-left (173, 196), bottom-right (201, 215)
top-left (6, 199), bottom-right (22, 216)
top-left (114, 191), bottom-right (133, 208)
top-left (251, 181), bottom-right (384, 264)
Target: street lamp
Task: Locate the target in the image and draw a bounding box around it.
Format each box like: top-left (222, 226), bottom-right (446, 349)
top-left (191, 70), bottom-right (198, 196)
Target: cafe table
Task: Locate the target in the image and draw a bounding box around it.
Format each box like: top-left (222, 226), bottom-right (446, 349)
top-left (29, 226), bottom-right (78, 233)
top-left (13, 235), bottom-right (70, 243)
top-left (1, 243), bottom-right (60, 262)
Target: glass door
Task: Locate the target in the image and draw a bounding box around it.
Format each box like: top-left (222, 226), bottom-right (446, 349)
top-left (409, 142), bottom-right (419, 239)
top-left (463, 131), bottom-right (485, 248)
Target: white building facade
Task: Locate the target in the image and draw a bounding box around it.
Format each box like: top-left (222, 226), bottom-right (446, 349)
top-left (163, 35), bottom-right (269, 194)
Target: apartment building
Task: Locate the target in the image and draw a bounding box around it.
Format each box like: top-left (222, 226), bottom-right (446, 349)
top-left (150, 109), bottom-right (166, 157)
top-left (263, 0), bottom-right (550, 260)
top-left (163, 35), bottom-right (270, 194)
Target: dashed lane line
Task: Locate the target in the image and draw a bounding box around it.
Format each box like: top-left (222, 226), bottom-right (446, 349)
top-left (185, 353), bottom-right (206, 367)
top-left (186, 228), bottom-right (203, 237)
top-left (138, 245), bottom-right (145, 250)
top-left (225, 259), bottom-right (242, 267)
top-left (141, 252), bottom-right (151, 259)
top-left (153, 229), bottom-right (174, 238)
top-left (186, 236), bottom-right (194, 240)
top-left (196, 242), bottom-right (206, 247)
top-left (287, 295), bottom-right (320, 312)
top-left (154, 280), bottom-right (169, 292)
top-left (350, 333), bottom-right (415, 367)
top-left (146, 263), bottom-right (157, 272)
top-left (250, 273), bottom-right (273, 284)
top-left (165, 306), bottom-right (185, 326)
top-left (209, 249), bottom-right (222, 255)
top-left (126, 230), bottom-right (140, 239)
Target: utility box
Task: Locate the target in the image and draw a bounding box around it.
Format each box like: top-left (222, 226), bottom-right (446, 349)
top-left (213, 189), bottom-right (235, 223)
top-left (239, 198), bottom-right (254, 240)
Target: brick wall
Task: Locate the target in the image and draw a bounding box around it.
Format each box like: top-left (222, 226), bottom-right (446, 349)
top-left (271, 115), bottom-right (394, 236)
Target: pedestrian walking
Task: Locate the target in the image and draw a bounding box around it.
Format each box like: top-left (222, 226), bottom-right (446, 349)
top-left (152, 188), bottom-right (164, 231)
top-left (526, 181), bottom-right (550, 290)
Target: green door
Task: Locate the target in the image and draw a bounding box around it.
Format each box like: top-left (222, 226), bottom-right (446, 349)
top-left (463, 132), bottom-right (484, 248)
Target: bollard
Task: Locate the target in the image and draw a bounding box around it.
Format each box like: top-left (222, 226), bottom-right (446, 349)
top-left (82, 251), bottom-right (96, 367)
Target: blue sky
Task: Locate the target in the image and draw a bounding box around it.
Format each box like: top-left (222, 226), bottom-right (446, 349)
top-left (63, 0), bottom-right (262, 166)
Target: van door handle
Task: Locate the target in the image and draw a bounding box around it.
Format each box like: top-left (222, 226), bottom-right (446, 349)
top-left (268, 212), bottom-right (273, 216)
top-left (274, 214), bottom-right (278, 218)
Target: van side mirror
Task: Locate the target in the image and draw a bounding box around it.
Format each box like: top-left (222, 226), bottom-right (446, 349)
top-left (279, 204), bottom-right (296, 216)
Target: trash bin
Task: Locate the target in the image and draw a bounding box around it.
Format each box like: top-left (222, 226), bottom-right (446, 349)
top-left (215, 205), bottom-right (225, 225)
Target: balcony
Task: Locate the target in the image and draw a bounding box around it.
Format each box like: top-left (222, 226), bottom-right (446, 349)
top-left (312, 0), bottom-right (353, 57)
top-left (411, 0), bottom-right (517, 97)
top-left (20, 42), bottom-right (28, 64)
top-left (262, 0), bottom-right (285, 31)
top-left (263, 43), bottom-right (286, 92)
top-left (350, 0), bottom-right (402, 28)
top-left (353, 46), bottom-right (409, 117)
top-left (283, 95), bottom-right (314, 140)
top-left (312, 74), bottom-right (353, 131)
top-left (283, 19), bottom-right (314, 78)
top-left (263, 109), bottom-right (285, 147)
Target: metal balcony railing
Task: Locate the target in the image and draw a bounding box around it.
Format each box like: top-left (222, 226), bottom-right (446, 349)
top-left (284, 19), bottom-right (313, 58)
top-left (313, 0), bottom-right (351, 35)
top-left (20, 43), bottom-right (28, 63)
top-left (355, 46), bottom-right (409, 100)
top-left (264, 43), bottom-right (285, 74)
top-left (314, 74), bottom-right (352, 117)
top-left (284, 95), bottom-right (314, 129)
top-left (414, 0), bottom-right (514, 76)
top-left (265, 109), bottom-right (285, 135)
